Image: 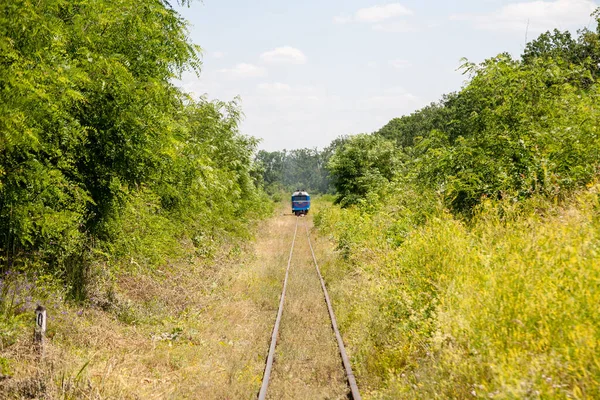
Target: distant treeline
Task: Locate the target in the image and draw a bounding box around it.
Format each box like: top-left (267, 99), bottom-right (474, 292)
top-left (254, 137), bottom-right (346, 194)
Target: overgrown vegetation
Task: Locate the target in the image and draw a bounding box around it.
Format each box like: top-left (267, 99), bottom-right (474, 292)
top-left (317, 186), bottom-right (600, 398)
top-left (315, 12), bottom-right (600, 399)
top-left (3, 0), bottom-right (600, 397)
top-left (0, 0), bottom-right (270, 379)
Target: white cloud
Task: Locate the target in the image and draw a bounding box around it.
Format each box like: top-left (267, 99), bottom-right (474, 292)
top-left (212, 51), bottom-right (225, 59)
top-left (451, 0), bottom-right (597, 33)
top-left (384, 86), bottom-right (413, 95)
top-left (253, 82), bottom-right (323, 110)
top-left (257, 82), bottom-right (317, 95)
top-left (374, 21), bottom-right (418, 33)
top-left (218, 63), bottom-right (266, 79)
top-left (334, 3), bottom-right (413, 25)
top-left (260, 46), bottom-right (307, 64)
top-left (389, 59), bottom-right (412, 69)
top-left (240, 81), bottom-right (422, 150)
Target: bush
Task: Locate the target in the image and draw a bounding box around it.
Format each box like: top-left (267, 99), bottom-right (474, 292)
top-left (316, 183), bottom-right (600, 398)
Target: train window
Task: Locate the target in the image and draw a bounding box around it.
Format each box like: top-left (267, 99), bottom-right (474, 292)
top-left (293, 196), bottom-right (308, 201)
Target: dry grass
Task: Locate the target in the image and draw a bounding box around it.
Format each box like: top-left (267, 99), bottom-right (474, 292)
top-left (1, 202), bottom-right (350, 399)
top-left (266, 216), bottom-right (348, 399)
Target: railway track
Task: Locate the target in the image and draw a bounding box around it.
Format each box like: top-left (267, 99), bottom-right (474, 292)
top-left (257, 217), bottom-right (361, 400)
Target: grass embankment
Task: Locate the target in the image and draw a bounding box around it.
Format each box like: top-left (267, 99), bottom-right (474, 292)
top-left (0, 204), bottom-right (284, 399)
top-left (1, 199), bottom-right (350, 399)
top-left (315, 186), bottom-right (600, 398)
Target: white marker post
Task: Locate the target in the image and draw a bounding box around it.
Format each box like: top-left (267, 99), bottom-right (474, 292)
top-left (34, 305), bottom-right (47, 357)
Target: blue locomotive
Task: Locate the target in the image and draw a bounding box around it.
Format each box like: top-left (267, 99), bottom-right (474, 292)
top-left (291, 190), bottom-right (310, 216)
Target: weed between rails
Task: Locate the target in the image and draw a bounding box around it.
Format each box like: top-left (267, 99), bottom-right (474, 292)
top-left (266, 212), bottom-right (349, 399)
top-left (315, 185), bottom-right (600, 399)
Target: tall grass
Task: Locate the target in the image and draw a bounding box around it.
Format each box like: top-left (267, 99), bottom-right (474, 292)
top-left (315, 184), bottom-right (600, 398)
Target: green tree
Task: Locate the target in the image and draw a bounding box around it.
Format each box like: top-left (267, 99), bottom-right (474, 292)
top-left (255, 145), bottom-right (338, 194)
top-left (256, 150), bottom-right (286, 188)
top-left (376, 100), bottom-right (451, 149)
top-left (0, 0), bottom-right (267, 298)
top-left (522, 29), bottom-right (580, 64)
top-left (327, 134), bottom-right (399, 206)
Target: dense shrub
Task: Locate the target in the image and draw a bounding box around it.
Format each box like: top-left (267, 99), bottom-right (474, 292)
top-left (0, 0), bottom-right (268, 302)
top-left (327, 134), bottom-right (400, 207)
top-left (316, 184), bottom-right (600, 398)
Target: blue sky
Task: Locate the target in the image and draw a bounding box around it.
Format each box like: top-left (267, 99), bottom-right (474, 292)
top-left (175, 0), bottom-right (598, 151)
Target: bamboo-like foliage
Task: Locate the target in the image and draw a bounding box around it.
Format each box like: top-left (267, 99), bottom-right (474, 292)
top-left (0, 0), bottom-right (267, 297)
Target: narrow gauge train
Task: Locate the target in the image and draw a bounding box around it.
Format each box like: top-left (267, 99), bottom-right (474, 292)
top-left (291, 190), bottom-right (310, 216)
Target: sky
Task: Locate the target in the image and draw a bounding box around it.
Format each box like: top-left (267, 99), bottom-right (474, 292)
top-left (174, 0), bottom-right (599, 151)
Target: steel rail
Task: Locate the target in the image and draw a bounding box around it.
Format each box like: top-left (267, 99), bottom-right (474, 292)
top-left (305, 224), bottom-right (362, 400)
top-left (257, 217), bottom-right (299, 400)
